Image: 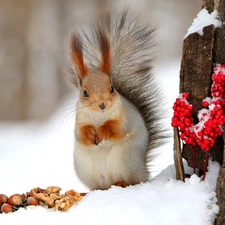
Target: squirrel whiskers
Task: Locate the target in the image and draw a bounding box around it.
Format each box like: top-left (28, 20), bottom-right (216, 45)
top-left (69, 9), bottom-right (167, 190)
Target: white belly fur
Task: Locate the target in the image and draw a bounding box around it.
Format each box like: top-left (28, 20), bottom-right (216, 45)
top-left (74, 127), bottom-right (148, 190)
top-left (74, 141), bottom-right (117, 190)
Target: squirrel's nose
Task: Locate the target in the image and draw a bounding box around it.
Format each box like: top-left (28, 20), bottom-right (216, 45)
top-left (98, 102), bottom-right (106, 110)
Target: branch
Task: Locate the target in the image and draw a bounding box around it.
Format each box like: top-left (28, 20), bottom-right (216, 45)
top-left (173, 127), bottom-right (185, 181)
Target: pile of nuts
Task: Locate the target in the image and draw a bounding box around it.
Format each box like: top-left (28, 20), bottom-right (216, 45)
top-left (0, 186), bottom-right (83, 214)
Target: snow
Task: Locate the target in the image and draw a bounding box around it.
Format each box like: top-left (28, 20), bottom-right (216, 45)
top-left (185, 9), bottom-right (221, 38)
top-left (0, 58), bottom-right (221, 224)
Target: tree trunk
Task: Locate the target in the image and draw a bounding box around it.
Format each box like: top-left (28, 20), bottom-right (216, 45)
top-left (180, 24), bottom-right (223, 171)
top-left (178, 1), bottom-right (225, 223)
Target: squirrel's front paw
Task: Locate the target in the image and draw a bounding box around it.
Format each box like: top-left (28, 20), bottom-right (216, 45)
top-left (95, 125), bottom-right (111, 145)
top-left (79, 125), bottom-right (97, 146)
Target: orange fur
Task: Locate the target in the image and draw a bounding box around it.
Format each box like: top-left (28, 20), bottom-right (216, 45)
top-left (77, 124), bottom-right (96, 146)
top-left (96, 119), bottom-right (126, 144)
top-left (70, 33), bottom-right (88, 78)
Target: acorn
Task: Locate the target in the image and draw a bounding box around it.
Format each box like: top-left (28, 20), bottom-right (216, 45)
top-left (1, 203), bottom-right (13, 213)
top-left (7, 194), bottom-right (23, 206)
top-left (0, 194), bottom-right (8, 206)
top-left (27, 197), bottom-right (39, 206)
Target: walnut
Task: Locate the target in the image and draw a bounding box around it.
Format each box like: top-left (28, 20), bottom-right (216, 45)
top-left (45, 186), bottom-right (61, 195)
top-left (65, 190), bottom-right (82, 201)
top-left (25, 186), bottom-right (83, 212)
top-left (50, 193), bottom-right (61, 201)
top-left (26, 187), bottom-right (45, 197)
top-left (55, 196), bottom-right (75, 211)
top-left (35, 193), bottom-right (55, 208)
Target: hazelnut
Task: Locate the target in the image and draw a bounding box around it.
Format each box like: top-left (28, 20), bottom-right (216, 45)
top-left (7, 194), bottom-right (23, 206)
top-left (0, 194), bottom-right (8, 206)
top-left (27, 197), bottom-right (39, 206)
top-left (1, 203), bottom-right (13, 213)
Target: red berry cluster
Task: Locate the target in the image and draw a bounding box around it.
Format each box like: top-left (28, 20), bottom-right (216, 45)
top-left (171, 93), bottom-right (196, 146)
top-left (212, 64), bottom-right (225, 98)
top-left (195, 98), bottom-right (225, 150)
top-left (172, 64), bottom-right (225, 151)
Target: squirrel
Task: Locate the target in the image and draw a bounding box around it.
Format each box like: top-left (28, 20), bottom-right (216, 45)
top-left (69, 10), bottom-right (167, 190)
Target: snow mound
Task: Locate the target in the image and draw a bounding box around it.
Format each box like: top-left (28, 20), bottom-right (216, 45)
top-left (185, 9), bottom-right (221, 38)
top-left (0, 161), bottom-right (220, 225)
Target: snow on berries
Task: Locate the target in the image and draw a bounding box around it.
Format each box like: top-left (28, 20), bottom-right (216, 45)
top-left (172, 64), bottom-right (225, 151)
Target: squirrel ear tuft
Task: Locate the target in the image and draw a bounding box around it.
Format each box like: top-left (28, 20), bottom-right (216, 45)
top-left (97, 28), bottom-right (110, 75)
top-left (70, 33), bottom-right (88, 79)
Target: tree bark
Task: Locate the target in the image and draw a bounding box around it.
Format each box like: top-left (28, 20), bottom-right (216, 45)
top-left (202, 0), bottom-right (214, 13)
top-left (218, 0), bottom-right (225, 21)
top-left (214, 0), bottom-right (225, 64)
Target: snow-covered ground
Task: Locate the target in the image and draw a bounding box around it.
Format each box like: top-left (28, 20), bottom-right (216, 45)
top-left (0, 59), bottom-right (220, 225)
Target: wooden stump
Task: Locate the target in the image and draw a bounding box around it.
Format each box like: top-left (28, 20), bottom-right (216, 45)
top-left (180, 24), bottom-right (223, 170)
top-left (178, 2), bottom-right (225, 224)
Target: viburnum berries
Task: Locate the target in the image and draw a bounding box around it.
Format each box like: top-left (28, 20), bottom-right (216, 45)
top-left (172, 64), bottom-right (225, 151)
top-left (171, 93), bottom-right (197, 146)
top-left (172, 64), bottom-right (225, 179)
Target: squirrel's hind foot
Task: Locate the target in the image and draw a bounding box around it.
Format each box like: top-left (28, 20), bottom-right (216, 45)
top-left (112, 181), bottom-right (127, 188)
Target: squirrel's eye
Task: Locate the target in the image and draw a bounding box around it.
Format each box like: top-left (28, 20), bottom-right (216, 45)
top-left (110, 86), bottom-right (114, 93)
top-left (83, 90), bottom-right (89, 98)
